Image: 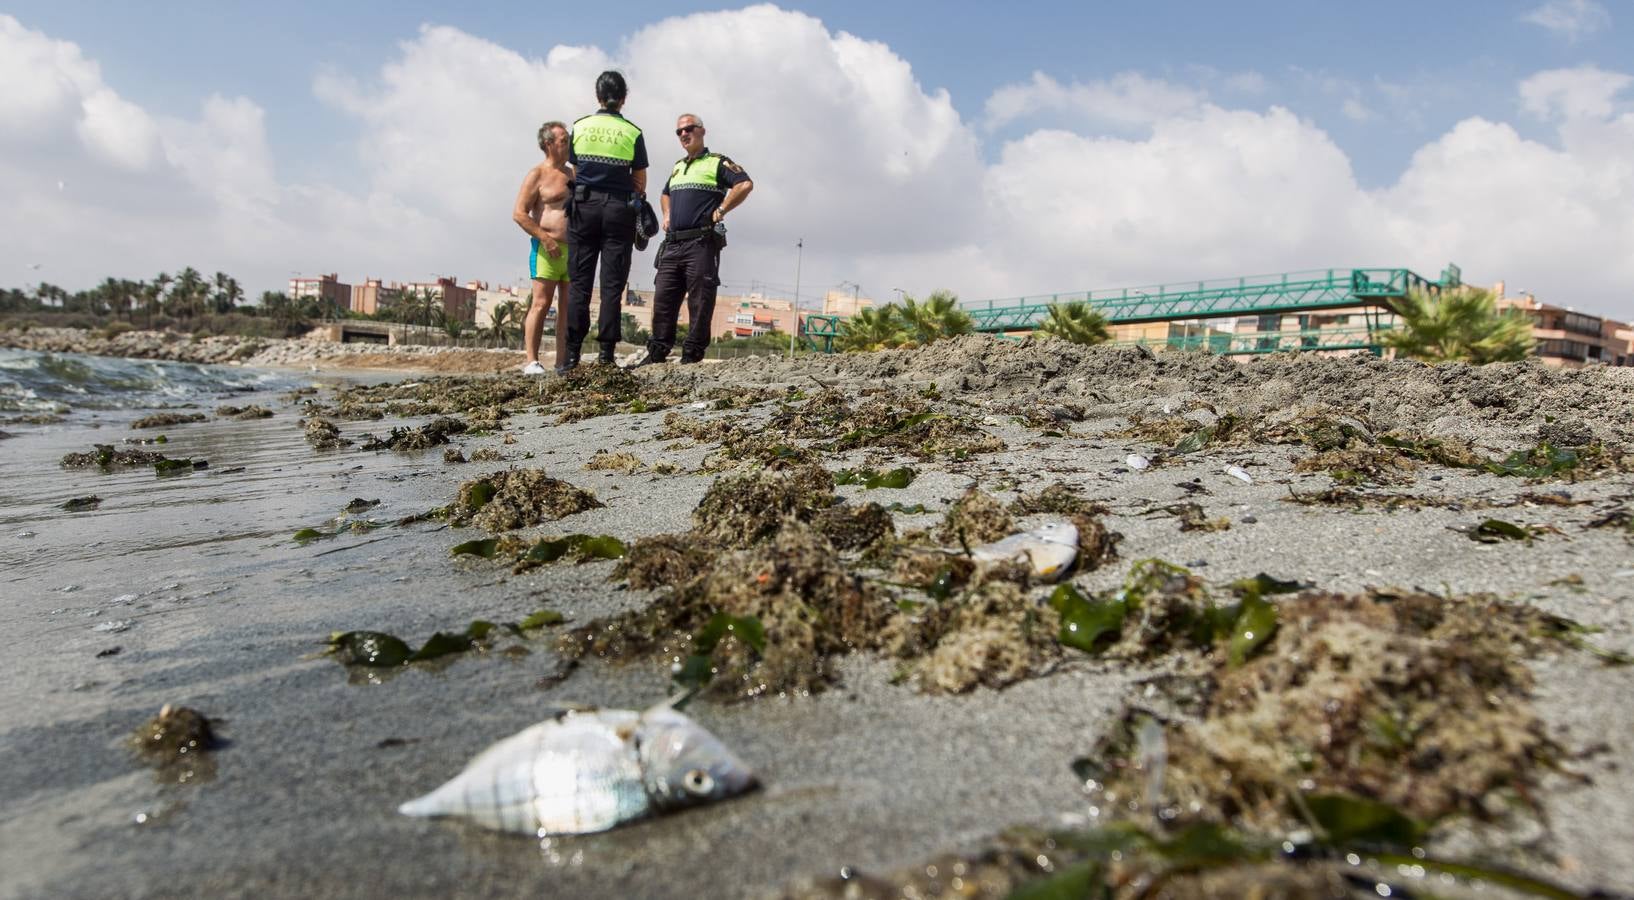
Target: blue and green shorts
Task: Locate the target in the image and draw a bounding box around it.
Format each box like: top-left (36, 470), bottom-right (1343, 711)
top-left (529, 238), bottom-right (570, 282)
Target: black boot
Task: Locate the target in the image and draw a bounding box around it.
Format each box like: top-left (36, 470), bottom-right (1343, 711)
top-left (555, 345), bottom-right (581, 376)
top-left (596, 344), bottom-right (617, 365)
top-left (627, 347), bottom-right (668, 369)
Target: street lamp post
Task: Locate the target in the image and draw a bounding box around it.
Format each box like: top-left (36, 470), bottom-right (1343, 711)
top-left (789, 238), bottom-right (803, 359)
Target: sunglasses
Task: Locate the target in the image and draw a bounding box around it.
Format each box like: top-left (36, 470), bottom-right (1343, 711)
top-left (675, 124), bottom-right (701, 136)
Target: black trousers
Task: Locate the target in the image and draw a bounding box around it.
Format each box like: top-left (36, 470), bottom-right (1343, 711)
top-left (648, 236), bottom-right (721, 362)
top-left (566, 192), bottom-right (636, 359)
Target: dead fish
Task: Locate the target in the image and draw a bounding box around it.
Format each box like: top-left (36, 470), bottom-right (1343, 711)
top-left (970, 521), bottom-right (1078, 581)
top-left (1126, 454), bottom-right (1151, 471)
top-left (398, 701), bottom-right (755, 836)
top-left (1224, 465), bottom-right (1252, 484)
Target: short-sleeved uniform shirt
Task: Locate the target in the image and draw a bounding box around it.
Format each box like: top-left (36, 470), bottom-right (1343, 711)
top-left (568, 109), bottom-right (648, 194)
top-left (663, 148), bottom-right (751, 232)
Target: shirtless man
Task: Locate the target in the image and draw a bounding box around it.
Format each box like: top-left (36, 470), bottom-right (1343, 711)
top-left (511, 120), bottom-right (573, 375)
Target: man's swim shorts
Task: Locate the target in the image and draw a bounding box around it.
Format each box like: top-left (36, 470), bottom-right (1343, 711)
top-left (529, 238), bottom-right (570, 282)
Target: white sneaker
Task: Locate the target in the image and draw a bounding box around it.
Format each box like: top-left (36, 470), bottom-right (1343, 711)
top-left (521, 361), bottom-right (547, 376)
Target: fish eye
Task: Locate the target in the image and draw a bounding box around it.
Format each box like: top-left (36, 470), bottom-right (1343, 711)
top-left (682, 768), bottom-right (714, 796)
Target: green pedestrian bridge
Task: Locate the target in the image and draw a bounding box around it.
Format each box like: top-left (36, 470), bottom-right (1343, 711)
top-left (799, 264), bottom-right (1462, 355)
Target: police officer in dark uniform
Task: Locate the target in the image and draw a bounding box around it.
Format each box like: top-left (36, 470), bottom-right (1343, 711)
top-left (635, 113), bottom-right (753, 366)
top-left (563, 70), bottom-right (648, 372)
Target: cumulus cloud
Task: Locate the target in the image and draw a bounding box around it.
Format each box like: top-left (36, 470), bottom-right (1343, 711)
top-left (1521, 0), bottom-right (1612, 41)
top-left (984, 71), bottom-right (1205, 132)
top-left (1519, 65), bottom-right (1632, 120)
top-left (2, 8), bottom-right (1633, 321)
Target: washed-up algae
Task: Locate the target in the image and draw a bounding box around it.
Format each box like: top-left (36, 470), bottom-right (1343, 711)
top-left (443, 468), bottom-right (602, 532)
top-left (215, 404), bottom-right (274, 420)
top-left (810, 501), bottom-right (896, 552)
top-left (563, 523), bottom-right (890, 699)
top-left (585, 450), bottom-right (645, 473)
top-left (468, 447), bottom-right (504, 462)
top-left (692, 464), bottom-right (836, 546)
top-left (303, 416), bottom-right (352, 450)
top-left (61, 444), bottom-right (167, 469)
top-left (784, 571), bottom-right (1623, 899)
top-left (359, 416), bottom-right (467, 451)
top-left (771, 387), bottom-right (1006, 459)
top-left (130, 412), bottom-right (205, 430)
top-left (936, 487), bottom-right (1015, 545)
top-left (130, 704), bottom-right (219, 785)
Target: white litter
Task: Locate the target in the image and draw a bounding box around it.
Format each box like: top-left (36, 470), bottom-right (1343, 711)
top-left (1224, 465), bottom-right (1252, 484)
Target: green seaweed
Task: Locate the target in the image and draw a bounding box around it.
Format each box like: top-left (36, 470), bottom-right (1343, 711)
top-left (519, 609), bottom-right (565, 630)
top-left (675, 612), bottom-right (767, 690)
top-left (1303, 793), bottom-right (1425, 845)
top-left (153, 458), bottom-right (196, 476)
top-left (450, 538), bottom-right (501, 558)
top-left (834, 467), bottom-right (917, 489)
top-left (1227, 592), bottom-right (1278, 667)
top-left (1048, 583), bottom-right (1126, 653)
top-left (1471, 518), bottom-right (1531, 542)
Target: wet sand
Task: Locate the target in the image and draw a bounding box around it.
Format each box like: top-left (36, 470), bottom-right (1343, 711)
top-left (2, 339), bottom-right (1633, 899)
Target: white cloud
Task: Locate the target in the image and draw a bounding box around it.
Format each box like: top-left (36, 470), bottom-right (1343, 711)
top-left (1522, 0), bottom-right (1612, 41)
top-left (985, 71), bottom-right (1205, 132)
top-left (1519, 65), bottom-right (1632, 120)
top-left (76, 89), bottom-right (160, 170)
top-left (2, 8), bottom-right (1633, 323)
top-left (1340, 98), bottom-right (1375, 122)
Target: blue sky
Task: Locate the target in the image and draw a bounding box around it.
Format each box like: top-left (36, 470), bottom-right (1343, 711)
top-left (2, 2), bottom-right (1631, 316)
top-left (11, 0), bottom-right (1626, 184)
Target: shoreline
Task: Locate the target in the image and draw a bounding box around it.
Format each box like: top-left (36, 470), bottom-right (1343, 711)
top-left (2, 336), bottom-right (1632, 897)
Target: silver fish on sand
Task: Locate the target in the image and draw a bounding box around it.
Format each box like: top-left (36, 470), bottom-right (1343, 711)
top-left (398, 702), bottom-right (756, 835)
top-left (970, 520), bottom-right (1079, 581)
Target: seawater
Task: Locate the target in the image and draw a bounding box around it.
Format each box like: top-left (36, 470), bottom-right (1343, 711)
top-left (0, 348), bottom-right (302, 416)
top-left (0, 351), bottom-right (434, 593)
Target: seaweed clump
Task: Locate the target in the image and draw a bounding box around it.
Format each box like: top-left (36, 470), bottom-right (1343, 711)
top-left (615, 534), bottom-right (721, 590)
top-left (60, 444), bottom-right (166, 469)
top-left (565, 523), bottom-right (890, 699)
top-left (444, 468), bottom-right (603, 532)
top-left (131, 412), bottom-right (206, 430)
top-left (130, 704), bottom-right (219, 784)
top-left (934, 487), bottom-right (1014, 545)
top-left (303, 417), bottom-right (352, 450)
top-left (692, 464), bottom-right (836, 546)
top-left (215, 405), bottom-right (274, 420)
top-left (1116, 590), bottom-right (1566, 834)
top-left (811, 501), bottom-right (895, 552)
top-left (360, 416), bottom-right (467, 451)
top-left (888, 582), bottom-right (1062, 694)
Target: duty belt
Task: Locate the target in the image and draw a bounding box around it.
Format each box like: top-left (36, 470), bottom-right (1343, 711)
top-left (667, 226), bottom-right (714, 241)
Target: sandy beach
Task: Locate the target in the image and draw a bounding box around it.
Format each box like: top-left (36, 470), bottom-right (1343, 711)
top-left (2, 335), bottom-right (1633, 899)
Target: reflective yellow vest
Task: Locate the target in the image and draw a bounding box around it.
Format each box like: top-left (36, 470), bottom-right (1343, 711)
top-left (667, 154), bottom-right (725, 195)
top-left (571, 113), bottom-right (641, 166)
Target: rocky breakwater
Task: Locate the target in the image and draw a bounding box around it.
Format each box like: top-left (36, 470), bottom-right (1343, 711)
top-left (0, 326), bottom-right (521, 372)
top-left (1, 326), bottom-right (271, 365)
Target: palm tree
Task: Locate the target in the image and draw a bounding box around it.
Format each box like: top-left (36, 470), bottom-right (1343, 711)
top-left (210, 272), bottom-right (243, 314)
top-left (837, 305), bottom-right (908, 352)
top-left (1035, 301), bottom-right (1112, 346)
top-left (898, 289), bottom-right (973, 345)
top-left (1383, 287), bottom-right (1534, 365)
top-left (488, 300), bottom-right (523, 347)
top-left (172, 267), bottom-right (206, 325)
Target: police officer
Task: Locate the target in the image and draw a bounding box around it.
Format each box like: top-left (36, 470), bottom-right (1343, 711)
top-left (563, 70), bottom-right (648, 371)
top-left (635, 113), bottom-right (753, 366)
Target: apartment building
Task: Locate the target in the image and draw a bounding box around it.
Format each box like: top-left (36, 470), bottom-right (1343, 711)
top-left (350, 278), bottom-right (404, 316)
top-left (288, 273), bottom-right (352, 312)
top-left (1496, 284), bottom-right (1634, 367)
top-left (400, 276), bottom-right (478, 324)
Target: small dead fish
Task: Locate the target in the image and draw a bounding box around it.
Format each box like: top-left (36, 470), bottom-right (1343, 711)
top-left (1126, 454), bottom-right (1151, 471)
top-left (399, 701), bottom-right (755, 835)
top-left (1224, 465), bottom-right (1252, 484)
top-left (970, 521), bottom-right (1078, 581)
